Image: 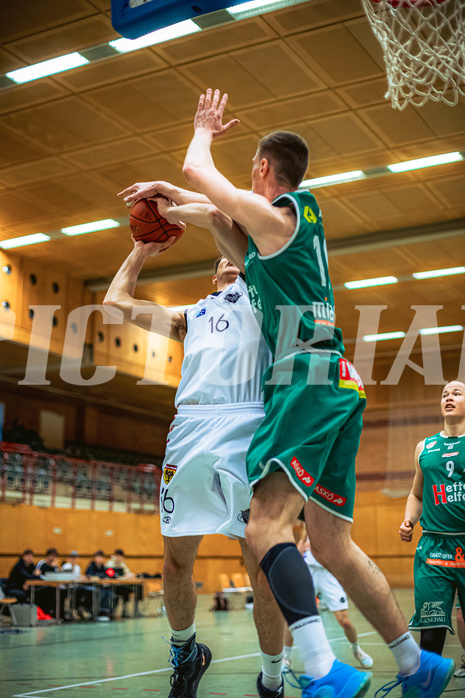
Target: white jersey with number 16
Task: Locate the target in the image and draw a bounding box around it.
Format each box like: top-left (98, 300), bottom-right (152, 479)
top-left (175, 276), bottom-right (271, 407)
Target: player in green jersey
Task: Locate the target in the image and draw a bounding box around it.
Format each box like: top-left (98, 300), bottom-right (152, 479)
top-left (163, 88), bottom-right (455, 698)
top-left (400, 380), bottom-right (465, 659)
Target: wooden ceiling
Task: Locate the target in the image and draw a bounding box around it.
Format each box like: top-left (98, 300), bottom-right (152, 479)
top-left (1, 0), bottom-right (464, 359)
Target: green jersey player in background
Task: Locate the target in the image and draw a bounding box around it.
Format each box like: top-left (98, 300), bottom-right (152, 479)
top-left (156, 88), bottom-right (455, 698)
top-left (400, 380), bottom-right (465, 662)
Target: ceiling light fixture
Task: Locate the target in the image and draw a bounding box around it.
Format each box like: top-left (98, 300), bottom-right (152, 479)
top-left (109, 19), bottom-right (200, 53)
top-left (0, 233), bottom-right (51, 249)
top-left (387, 152), bottom-right (463, 173)
top-left (227, 0), bottom-right (307, 19)
top-left (6, 53), bottom-right (89, 84)
top-left (412, 266), bottom-right (465, 279)
top-left (61, 219), bottom-right (120, 236)
top-left (419, 325), bottom-right (463, 336)
top-left (300, 170), bottom-right (366, 189)
top-left (363, 331), bottom-right (406, 342)
top-left (344, 276), bottom-right (398, 289)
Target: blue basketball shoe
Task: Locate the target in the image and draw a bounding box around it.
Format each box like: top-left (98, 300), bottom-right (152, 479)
top-left (286, 659), bottom-right (371, 697)
top-left (375, 649), bottom-right (455, 698)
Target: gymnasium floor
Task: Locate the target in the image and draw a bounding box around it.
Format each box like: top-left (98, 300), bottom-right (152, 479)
top-left (1, 591), bottom-right (463, 698)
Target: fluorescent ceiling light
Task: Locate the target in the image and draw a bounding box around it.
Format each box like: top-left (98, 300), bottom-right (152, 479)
top-left (227, 0), bottom-right (304, 18)
top-left (300, 170), bottom-right (365, 189)
top-left (0, 233), bottom-right (50, 249)
top-left (412, 266), bottom-right (465, 280)
top-left (363, 331), bottom-right (406, 342)
top-left (419, 325), bottom-right (463, 336)
top-left (110, 20), bottom-right (200, 53)
top-left (6, 53), bottom-right (89, 84)
top-left (61, 219), bottom-right (120, 236)
top-left (388, 152), bottom-right (463, 173)
top-left (344, 276), bottom-right (398, 289)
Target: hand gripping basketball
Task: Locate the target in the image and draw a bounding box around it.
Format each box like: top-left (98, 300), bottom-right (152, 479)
top-left (129, 198), bottom-right (184, 245)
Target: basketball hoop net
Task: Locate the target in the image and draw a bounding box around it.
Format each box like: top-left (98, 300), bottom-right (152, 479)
top-left (361, 0), bottom-right (465, 110)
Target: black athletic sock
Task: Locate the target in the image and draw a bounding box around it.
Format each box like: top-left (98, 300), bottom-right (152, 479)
top-left (420, 628), bottom-right (447, 655)
top-left (260, 542), bottom-right (319, 626)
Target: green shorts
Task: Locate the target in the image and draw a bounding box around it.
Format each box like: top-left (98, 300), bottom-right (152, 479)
top-left (246, 352), bottom-right (366, 522)
top-left (409, 533), bottom-right (465, 633)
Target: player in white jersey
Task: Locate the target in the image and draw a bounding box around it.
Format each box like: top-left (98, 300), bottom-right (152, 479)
top-left (283, 533), bottom-right (373, 671)
top-left (104, 198), bottom-right (285, 698)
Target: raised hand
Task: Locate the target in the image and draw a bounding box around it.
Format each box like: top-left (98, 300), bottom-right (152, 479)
top-left (194, 88), bottom-right (240, 139)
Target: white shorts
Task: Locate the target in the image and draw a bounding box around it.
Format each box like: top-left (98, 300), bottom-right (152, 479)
top-left (160, 402), bottom-right (264, 539)
top-left (308, 563), bottom-right (348, 613)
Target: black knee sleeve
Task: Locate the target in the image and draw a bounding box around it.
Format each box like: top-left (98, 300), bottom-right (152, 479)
top-left (420, 628), bottom-right (447, 655)
top-left (260, 542), bottom-right (319, 626)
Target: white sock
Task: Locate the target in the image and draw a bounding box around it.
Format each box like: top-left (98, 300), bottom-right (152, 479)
top-left (261, 651), bottom-right (283, 690)
top-left (283, 645), bottom-right (293, 658)
top-left (170, 622), bottom-right (195, 646)
top-left (389, 633), bottom-right (421, 675)
top-left (290, 616), bottom-right (336, 679)
top-left (351, 641), bottom-right (360, 653)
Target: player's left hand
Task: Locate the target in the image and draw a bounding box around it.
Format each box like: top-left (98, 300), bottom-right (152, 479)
top-left (131, 236), bottom-right (176, 257)
top-left (194, 88), bottom-right (240, 139)
top-left (155, 197), bottom-right (187, 228)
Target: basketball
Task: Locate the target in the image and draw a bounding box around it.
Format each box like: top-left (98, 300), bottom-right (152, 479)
top-left (129, 198), bottom-right (184, 245)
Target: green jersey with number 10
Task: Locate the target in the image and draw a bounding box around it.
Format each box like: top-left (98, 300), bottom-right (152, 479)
top-left (244, 190), bottom-right (344, 360)
top-left (419, 433), bottom-right (465, 534)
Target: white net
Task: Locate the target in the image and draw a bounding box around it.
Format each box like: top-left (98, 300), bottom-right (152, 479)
top-left (361, 0), bottom-right (465, 110)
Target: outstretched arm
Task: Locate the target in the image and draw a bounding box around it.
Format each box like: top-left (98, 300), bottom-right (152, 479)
top-left (156, 198), bottom-right (248, 272)
top-left (118, 180), bottom-right (212, 207)
top-left (182, 89), bottom-right (295, 255)
top-left (399, 441), bottom-right (424, 542)
top-left (103, 239), bottom-right (186, 343)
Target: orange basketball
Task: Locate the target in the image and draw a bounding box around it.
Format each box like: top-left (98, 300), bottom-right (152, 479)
top-left (129, 198), bottom-right (184, 244)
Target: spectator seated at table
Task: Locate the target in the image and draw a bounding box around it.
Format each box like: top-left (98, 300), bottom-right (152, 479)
top-left (35, 547), bottom-right (67, 619)
top-left (61, 551), bottom-right (81, 579)
top-left (85, 551), bottom-right (112, 622)
top-left (6, 549), bottom-right (41, 603)
top-left (106, 548), bottom-right (142, 618)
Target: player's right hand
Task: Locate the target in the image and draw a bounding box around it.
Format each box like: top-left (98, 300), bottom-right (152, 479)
top-left (118, 180), bottom-right (176, 205)
top-left (399, 519), bottom-right (414, 542)
top-left (132, 237), bottom-right (176, 257)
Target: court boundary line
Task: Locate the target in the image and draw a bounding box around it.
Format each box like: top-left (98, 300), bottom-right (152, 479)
top-left (12, 633), bottom-right (378, 697)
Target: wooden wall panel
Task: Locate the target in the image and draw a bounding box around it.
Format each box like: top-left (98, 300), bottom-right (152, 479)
top-left (0, 251), bottom-right (21, 342)
top-left (0, 496), bottom-right (419, 591)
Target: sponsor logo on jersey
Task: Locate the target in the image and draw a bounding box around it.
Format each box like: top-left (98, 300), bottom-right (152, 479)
top-left (432, 481), bottom-right (465, 505)
top-left (162, 516), bottom-right (171, 524)
top-left (442, 451), bottom-right (459, 457)
top-left (237, 509), bottom-right (250, 524)
top-left (427, 548), bottom-right (465, 568)
top-left (224, 291), bottom-right (242, 304)
top-left (426, 441), bottom-right (437, 449)
top-left (446, 441), bottom-right (460, 449)
top-left (245, 251), bottom-right (256, 267)
top-left (303, 206), bottom-right (317, 224)
top-left (163, 464), bottom-right (177, 485)
top-left (340, 597), bottom-right (346, 604)
top-left (314, 484), bottom-right (346, 507)
top-left (338, 358), bottom-right (366, 399)
top-left (312, 300), bottom-right (335, 327)
top-left (290, 457), bottom-right (314, 487)
top-left (420, 601), bottom-right (445, 622)
top-left (196, 307), bottom-right (206, 318)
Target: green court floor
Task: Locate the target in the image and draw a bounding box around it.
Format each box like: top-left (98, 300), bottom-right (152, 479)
top-left (1, 591), bottom-right (464, 698)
